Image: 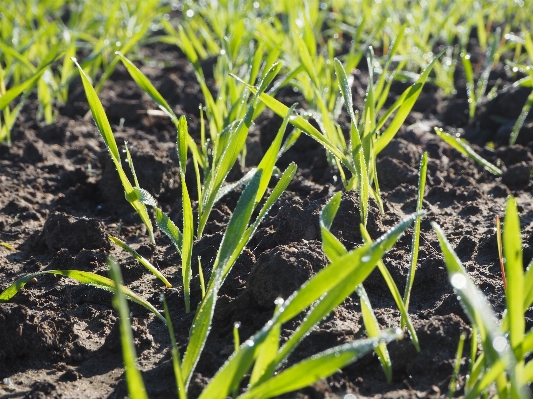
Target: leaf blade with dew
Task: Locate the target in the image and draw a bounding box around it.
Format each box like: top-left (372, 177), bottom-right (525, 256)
top-left (461, 52), bottom-right (476, 120)
top-left (116, 53), bottom-right (204, 168)
top-left (180, 283), bottom-right (216, 388)
top-left (434, 128), bottom-right (502, 175)
top-left (316, 193), bottom-right (392, 381)
top-left (108, 258), bottom-right (148, 399)
top-left (178, 116), bottom-right (194, 313)
top-left (510, 71), bottom-right (533, 146)
top-left (249, 321), bottom-right (281, 388)
top-left (230, 74), bottom-right (353, 174)
top-left (279, 210), bottom-right (424, 324)
top-left (357, 285), bottom-right (393, 382)
top-left (374, 49), bottom-right (445, 155)
top-left (239, 330), bottom-right (403, 399)
top-left (213, 171), bottom-right (262, 281)
top-left (274, 211), bottom-right (424, 367)
top-left (360, 226), bottom-right (420, 352)
top-left (198, 63), bottom-right (282, 237)
top-left (0, 269), bottom-right (165, 323)
top-left (254, 103), bottom-right (298, 203)
top-left (503, 196), bottom-right (525, 362)
top-left (72, 58), bottom-right (154, 243)
top-left (198, 306), bottom-right (282, 399)
top-left (403, 152), bottom-right (428, 326)
top-left (182, 172), bottom-right (262, 386)
top-left (109, 236), bottom-right (171, 288)
top-left (333, 57), bottom-right (360, 150)
top-left (432, 223), bottom-right (525, 398)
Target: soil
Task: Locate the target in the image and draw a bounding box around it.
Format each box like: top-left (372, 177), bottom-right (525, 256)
top-left (1, 39), bottom-right (533, 399)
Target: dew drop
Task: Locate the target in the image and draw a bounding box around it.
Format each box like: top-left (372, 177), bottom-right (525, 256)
top-left (274, 297), bottom-right (284, 306)
top-left (234, 321), bottom-right (241, 329)
top-left (185, 9), bottom-right (194, 17)
top-left (361, 255), bottom-right (371, 263)
top-left (450, 274), bottom-right (466, 290)
top-left (493, 336), bottom-right (507, 353)
top-left (245, 340), bottom-right (254, 347)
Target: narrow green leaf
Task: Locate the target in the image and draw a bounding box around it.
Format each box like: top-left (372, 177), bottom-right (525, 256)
top-left (375, 49), bottom-right (444, 155)
top-left (163, 299), bottom-right (187, 399)
top-left (434, 128), bottom-right (502, 175)
top-left (108, 258), bottom-right (148, 399)
top-left (109, 236), bottom-right (171, 288)
top-left (449, 333), bottom-right (466, 399)
top-left (230, 74), bottom-right (353, 174)
top-left (254, 103), bottom-right (297, 203)
top-left (403, 152), bottom-right (427, 323)
top-left (116, 52), bottom-right (175, 120)
top-left (0, 54), bottom-right (60, 110)
top-left (358, 284), bottom-right (392, 382)
top-left (73, 58), bottom-right (154, 242)
top-left (250, 323), bottom-right (281, 387)
top-left (181, 172), bottom-right (194, 314)
top-left (360, 226), bottom-right (420, 352)
top-left (239, 331), bottom-right (402, 399)
top-left (504, 196), bottom-right (525, 359)
top-left (278, 211), bottom-right (424, 329)
top-left (181, 287), bottom-right (217, 387)
top-left (214, 171), bottom-right (261, 280)
top-left (0, 269), bottom-right (165, 323)
top-left (432, 223), bottom-right (522, 398)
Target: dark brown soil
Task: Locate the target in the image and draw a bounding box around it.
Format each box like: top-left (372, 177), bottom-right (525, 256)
top-left (1, 41), bottom-right (533, 399)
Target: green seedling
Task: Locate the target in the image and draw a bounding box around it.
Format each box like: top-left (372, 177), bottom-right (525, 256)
top-left (0, 0), bottom-right (162, 144)
top-left (235, 49), bottom-right (442, 226)
top-left (433, 196), bottom-right (533, 398)
top-left (73, 58), bottom-right (155, 244)
top-left (111, 206), bottom-right (422, 398)
top-left (318, 192), bottom-right (423, 379)
top-left (509, 69), bottom-right (533, 146)
top-left (403, 152), bottom-right (428, 325)
top-left (461, 29), bottom-right (500, 120)
top-left (449, 332), bottom-right (466, 398)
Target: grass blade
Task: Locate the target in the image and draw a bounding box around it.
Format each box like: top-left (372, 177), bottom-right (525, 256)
top-left (73, 58), bottom-right (154, 243)
top-left (449, 333), bottom-right (466, 398)
top-left (239, 330), bottom-right (402, 399)
top-left (163, 298), bottom-right (187, 399)
top-left (434, 128), bottom-right (502, 175)
top-left (375, 49), bottom-right (444, 155)
top-left (249, 322), bottom-right (281, 388)
top-left (0, 53), bottom-right (61, 110)
top-left (0, 269), bottom-right (165, 323)
top-left (230, 74), bottom-right (353, 173)
top-left (178, 117), bottom-right (194, 313)
top-left (503, 196), bottom-right (525, 361)
top-left (108, 258), bottom-right (148, 399)
top-left (403, 152), bottom-right (427, 324)
top-left (357, 285), bottom-right (393, 382)
top-left (109, 236), bottom-right (171, 288)
top-left (360, 226), bottom-right (420, 352)
top-left (432, 223), bottom-right (523, 398)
